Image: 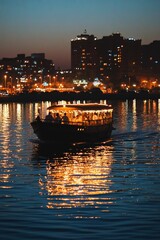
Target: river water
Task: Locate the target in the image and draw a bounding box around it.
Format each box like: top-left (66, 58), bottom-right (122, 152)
top-left (0, 100), bottom-right (160, 240)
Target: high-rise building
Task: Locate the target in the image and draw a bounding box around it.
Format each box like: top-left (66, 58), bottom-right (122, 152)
top-left (71, 31), bottom-right (98, 80)
top-left (141, 41), bottom-right (160, 77)
top-left (121, 38), bottom-right (142, 85)
top-left (71, 32), bottom-right (142, 86)
top-left (96, 33), bottom-right (124, 84)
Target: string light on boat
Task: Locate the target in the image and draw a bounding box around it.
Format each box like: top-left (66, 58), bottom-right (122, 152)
top-left (77, 128), bottom-right (85, 131)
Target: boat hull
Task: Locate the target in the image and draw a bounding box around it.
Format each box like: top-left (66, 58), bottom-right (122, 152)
top-left (31, 120), bottom-right (113, 144)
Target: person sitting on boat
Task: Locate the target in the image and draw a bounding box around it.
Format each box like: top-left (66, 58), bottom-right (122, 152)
top-left (45, 111), bottom-right (54, 122)
top-left (54, 113), bottom-right (61, 124)
top-left (75, 114), bottom-right (82, 123)
top-left (93, 112), bottom-right (98, 120)
top-left (62, 113), bottom-right (69, 124)
top-left (35, 114), bottom-right (41, 122)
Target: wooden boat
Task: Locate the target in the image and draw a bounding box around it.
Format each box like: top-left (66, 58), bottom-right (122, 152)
top-left (30, 103), bottom-right (113, 144)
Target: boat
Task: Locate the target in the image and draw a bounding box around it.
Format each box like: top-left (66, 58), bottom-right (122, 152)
top-left (30, 103), bottom-right (114, 144)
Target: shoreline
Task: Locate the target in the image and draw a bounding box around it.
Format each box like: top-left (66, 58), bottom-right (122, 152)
top-left (0, 90), bottom-right (160, 103)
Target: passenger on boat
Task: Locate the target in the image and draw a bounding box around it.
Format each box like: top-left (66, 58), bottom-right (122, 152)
top-left (75, 114), bottom-right (82, 122)
top-left (35, 114), bottom-right (41, 122)
top-left (45, 111), bottom-right (54, 122)
top-left (93, 112), bottom-right (98, 120)
top-left (54, 113), bottom-right (62, 124)
top-left (62, 113), bottom-right (69, 124)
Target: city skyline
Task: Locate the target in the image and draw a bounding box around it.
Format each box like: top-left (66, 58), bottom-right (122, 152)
top-left (1, 0), bottom-right (160, 69)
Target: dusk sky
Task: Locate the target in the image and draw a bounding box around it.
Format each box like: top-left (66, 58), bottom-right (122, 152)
top-left (0, 0), bottom-right (160, 69)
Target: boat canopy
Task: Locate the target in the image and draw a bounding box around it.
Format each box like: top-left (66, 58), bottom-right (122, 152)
top-left (47, 103), bottom-right (112, 112)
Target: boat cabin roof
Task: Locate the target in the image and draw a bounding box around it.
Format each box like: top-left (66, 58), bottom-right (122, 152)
top-left (47, 103), bottom-right (112, 112)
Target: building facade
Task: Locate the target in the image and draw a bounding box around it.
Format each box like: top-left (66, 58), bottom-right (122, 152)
top-left (71, 32), bottom-right (98, 80)
top-left (0, 53), bottom-right (55, 90)
top-left (71, 32), bottom-right (142, 88)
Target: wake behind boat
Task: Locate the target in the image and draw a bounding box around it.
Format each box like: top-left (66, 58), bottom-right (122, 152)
top-left (30, 103), bottom-right (114, 144)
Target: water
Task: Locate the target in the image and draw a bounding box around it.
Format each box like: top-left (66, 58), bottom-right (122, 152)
top-left (0, 100), bottom-right (160, 240)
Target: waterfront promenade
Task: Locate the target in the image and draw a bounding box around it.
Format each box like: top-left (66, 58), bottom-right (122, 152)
top-left (0, 90), bottom-right (160, 103)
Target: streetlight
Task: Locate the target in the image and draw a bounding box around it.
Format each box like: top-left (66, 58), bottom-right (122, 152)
top-left (128, 77), bottom-right (131, 88)
top-left (47, 75), bottom-right (51, 84)
top-left (53, 76), bottom-right (56, 88)
top-left (10, 76), bottom-right (13, 93)
top-left (39, 76), bottom-right (43, 87)
top-left (4, 75), bottom-right (7, 89)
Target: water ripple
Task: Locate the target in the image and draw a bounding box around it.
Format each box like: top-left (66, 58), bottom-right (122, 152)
top-left (0, 101), bottom-right (160, 239)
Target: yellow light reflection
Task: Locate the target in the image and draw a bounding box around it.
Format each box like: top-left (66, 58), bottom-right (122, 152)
top-left (38, 145), bottom-right (115, 211)
top-left (0, 160), bottom-right (14, 187)
top-left (132, 99), bottom-right (137, 131)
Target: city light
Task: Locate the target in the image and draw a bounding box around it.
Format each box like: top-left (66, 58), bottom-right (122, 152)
top-left (0, 33), bottom-right (159, 96)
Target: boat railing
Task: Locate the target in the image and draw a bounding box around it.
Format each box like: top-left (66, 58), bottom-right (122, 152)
top-left (39, 117), bottom-right (112, 126)
top-left (82, 118), bottom-right (112, 126)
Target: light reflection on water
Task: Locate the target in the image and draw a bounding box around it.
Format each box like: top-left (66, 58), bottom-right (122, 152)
top-left (32, 143), bottom-right (115, 212)
top-left (0, 100), bottom-right (160, 239)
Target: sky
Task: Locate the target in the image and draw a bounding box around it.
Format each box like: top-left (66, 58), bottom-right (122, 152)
top-left (0, 0), bottom-right (160, 69)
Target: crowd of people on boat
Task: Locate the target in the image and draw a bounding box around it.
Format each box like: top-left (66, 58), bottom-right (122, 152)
top-left (36, 110), bottom-right (112, 126)
top-left (46, 112), bottom-right (69, 124)
top-left (37, 111), bottom-right (69, 124)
